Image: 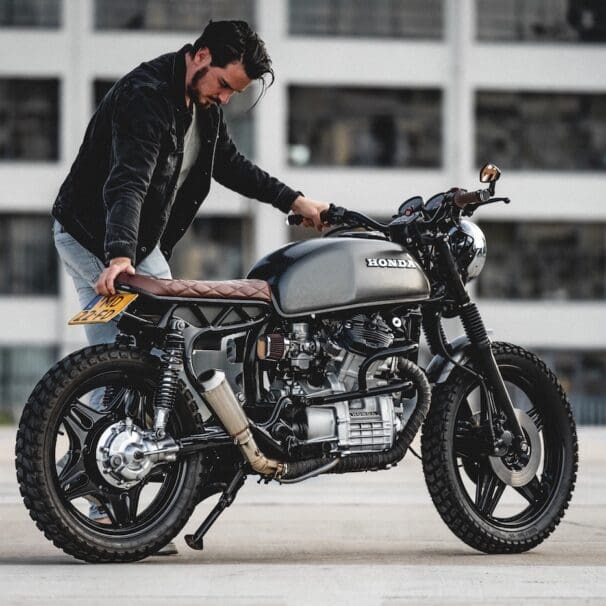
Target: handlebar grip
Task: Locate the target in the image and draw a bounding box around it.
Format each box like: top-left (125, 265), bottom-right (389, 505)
top-left (287, 214), bottom-right (304, 226)
top-left (453, 189), bottom-right (487, 208)
top-left (320, 204), bottom-right (347, 226)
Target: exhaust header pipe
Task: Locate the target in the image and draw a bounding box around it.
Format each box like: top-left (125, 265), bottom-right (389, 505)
top-left (199, 370), bottom-right (285, 478)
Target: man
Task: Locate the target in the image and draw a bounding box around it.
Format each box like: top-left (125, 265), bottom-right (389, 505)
top-left (52, 19), bottom-right (328, 548)
top-left (53, 19), bottom-right (327, 329)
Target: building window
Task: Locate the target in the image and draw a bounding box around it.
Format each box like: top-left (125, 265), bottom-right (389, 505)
top-left (289, 86), bottom-right (442, 168)
top-left (0, 0), bottom-right (61, 27)
top-left (95, 0), bottom-right (254, 30)
top-left (0, 215), bottom-right (58, 295)
top-left (93, 79), bottom-right (114, 109)
top-left (0, 78), bottom-right (59, 161)
top-left (535, 350), bottom-right (606, 425)
top-left (94, 78), bottom-right (255, 159)
top-left (289, 0), bottom-right (443, 39)
top-left (0, 346), bottom-right (57, 422)
top-left (476, 91), bottom-right (606, 171)
top-left (477, 221), bottom-right (606, 300)
top-left (477, 0), bottom-right (606, 43)
top-left (169, 216), bottom-right (252, 281)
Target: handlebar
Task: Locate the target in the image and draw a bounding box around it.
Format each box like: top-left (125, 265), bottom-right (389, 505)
top-left (287, 205), bottom-right (387, 233)
top-left (453, 189), bottom-right (490, 208)
top-left (286, 214), bottom-right (304, 226)
top-left (287, 188), bottom-right (506, 235)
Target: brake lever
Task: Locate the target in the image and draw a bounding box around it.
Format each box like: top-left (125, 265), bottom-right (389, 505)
top-left (462, 197), bottom-right (511, 216)
top-left (321, 203), bottom-right (348, 225)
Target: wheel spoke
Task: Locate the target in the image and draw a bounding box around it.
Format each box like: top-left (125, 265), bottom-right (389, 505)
top-left (455, 419), bottom-right (489, 459)
top-left (58, 400), bottom-right (105, 501)
top-left (102, 386), bottom-right (131, 415)
top-left (115, 387), bottom-right (150, 428)
top-left (526, 407), bottom-right (544, 431)
top-left (455, 436), bottom-right (481, 458)
top-left (100, 484), bottom-right (143, 527)
top-left (514, 476), bottom-right (544, 504)
top-left (147, 467), bottom-right (169, 483)
top-left (475, 462), bottom-right (506, 516)
top-left (58, 453), bottom-right (98, 501)
top-left (132, 391), bottom-right (149, 428)
top-left (63, 399), bottom-right (106, 449)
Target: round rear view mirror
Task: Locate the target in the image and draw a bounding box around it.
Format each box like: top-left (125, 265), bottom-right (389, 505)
top-left (480, 163), bottom-right (501, 183)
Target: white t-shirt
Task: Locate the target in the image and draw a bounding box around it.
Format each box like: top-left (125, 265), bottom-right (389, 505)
top-left (176, 104), bottom-right (201, 192)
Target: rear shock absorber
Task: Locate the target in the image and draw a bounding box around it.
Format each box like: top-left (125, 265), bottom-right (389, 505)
top-left (153, 318), bottom-right (186, 439)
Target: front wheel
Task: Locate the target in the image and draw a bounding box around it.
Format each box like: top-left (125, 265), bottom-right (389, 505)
top-left (15, 344), bottom-right (205, 563)
top-left (422, 342), bottom-right (578, 553)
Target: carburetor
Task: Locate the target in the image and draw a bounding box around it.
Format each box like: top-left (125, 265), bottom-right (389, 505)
top-left (257, 323), bottom-right (319, 370)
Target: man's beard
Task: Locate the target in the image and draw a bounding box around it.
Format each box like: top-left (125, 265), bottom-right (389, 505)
top-left (186, 66), bottom-right (215, 108)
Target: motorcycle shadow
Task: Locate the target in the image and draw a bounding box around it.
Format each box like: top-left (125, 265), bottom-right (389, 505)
top-left (172, 544), bottom-right (554, 567)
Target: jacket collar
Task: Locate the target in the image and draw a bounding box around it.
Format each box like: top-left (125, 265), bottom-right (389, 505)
top-left (170, 44), bottom-right (192, 113)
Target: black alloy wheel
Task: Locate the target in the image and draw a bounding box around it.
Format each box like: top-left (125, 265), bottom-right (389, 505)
top-left (16, 345), bottom-right (205, 562)
top-left (421, 342), bottom-right (578, 553)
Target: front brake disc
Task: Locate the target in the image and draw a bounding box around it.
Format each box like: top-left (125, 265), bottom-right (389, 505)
top-left (489, 409), bottom-right (542, 487)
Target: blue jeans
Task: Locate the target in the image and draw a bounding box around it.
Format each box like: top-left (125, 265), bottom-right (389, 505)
top-left (53, 220), bottom-right (171, 344)
top-left (54, 220), bottom-right (171, 518)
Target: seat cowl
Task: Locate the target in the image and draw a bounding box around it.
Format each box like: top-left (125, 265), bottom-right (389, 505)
top-left (116, 273), bottom-right (272, 302)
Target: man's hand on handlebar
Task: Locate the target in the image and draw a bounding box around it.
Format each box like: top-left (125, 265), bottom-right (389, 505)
top-left (290, 196), bottom-right (331, 231)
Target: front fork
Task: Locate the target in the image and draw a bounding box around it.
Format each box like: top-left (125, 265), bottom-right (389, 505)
top-left (458, 301), bottom-right (527, 452)
top-left (433, 239), bottom-right (528, 454)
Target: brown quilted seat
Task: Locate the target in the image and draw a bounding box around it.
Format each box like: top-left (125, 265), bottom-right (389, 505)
top-left (116, 272), bottom-right (272, 302)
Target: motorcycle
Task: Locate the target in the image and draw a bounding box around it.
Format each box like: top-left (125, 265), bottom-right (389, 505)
top-left (16, 163), bottom-right (577, 562)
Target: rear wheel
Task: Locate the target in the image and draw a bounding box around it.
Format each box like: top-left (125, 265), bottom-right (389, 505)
top-left (15, 344), bottom-right (205, 563)
top-left (421, 342), bottom-right (578, 553)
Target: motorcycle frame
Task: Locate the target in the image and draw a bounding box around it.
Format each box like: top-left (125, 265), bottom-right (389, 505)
top-left (116, 227), bottom-right (527, 459)
top-left (116, 289), bottom-right (426, 458)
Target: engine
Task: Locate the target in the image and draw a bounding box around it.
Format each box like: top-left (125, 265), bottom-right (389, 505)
top-left (257, 313), bottom-right (417, 455)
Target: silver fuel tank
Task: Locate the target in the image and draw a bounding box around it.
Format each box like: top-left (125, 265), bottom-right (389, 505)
top-left (247, 237), bottom-right (430, 317)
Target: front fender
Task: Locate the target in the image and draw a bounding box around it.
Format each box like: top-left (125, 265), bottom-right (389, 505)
top-left (425, 335), bottom-right (473, 384)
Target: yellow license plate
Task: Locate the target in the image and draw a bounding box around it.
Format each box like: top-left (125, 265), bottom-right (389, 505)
top-left (68, 293), bottom-right (139, 325)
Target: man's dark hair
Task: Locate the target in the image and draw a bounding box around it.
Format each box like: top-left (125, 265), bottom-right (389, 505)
top-left (192, 20), bottom-right (275, 86)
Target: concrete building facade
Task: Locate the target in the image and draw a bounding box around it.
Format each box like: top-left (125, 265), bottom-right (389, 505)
top-left (0, 0), bottom-right (605, 421)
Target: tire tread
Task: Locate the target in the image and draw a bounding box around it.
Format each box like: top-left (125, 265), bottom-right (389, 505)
top-left (421, 342), bottom-right (578, 554)
top-left (15, 344), bottom-right (205, 563)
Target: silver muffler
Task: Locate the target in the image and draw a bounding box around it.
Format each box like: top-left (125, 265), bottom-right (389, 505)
top-left (199, 370), bottom-right (285, 478)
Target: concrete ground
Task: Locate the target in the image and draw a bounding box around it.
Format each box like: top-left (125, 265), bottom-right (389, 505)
top-left (1, 425), bottom-right (605, 605)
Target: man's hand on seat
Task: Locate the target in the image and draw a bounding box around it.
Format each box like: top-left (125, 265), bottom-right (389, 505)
top-left (291, 196), bottom-right (330, 231)
top-left (95, 257), bottom-right (135, 296)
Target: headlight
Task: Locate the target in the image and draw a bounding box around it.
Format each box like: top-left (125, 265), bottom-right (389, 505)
top-left (448, 220), bottom-right (487, 283)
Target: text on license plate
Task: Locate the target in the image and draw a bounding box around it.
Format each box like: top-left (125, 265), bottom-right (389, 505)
top-left (68, 293), bottom-right (139, 325)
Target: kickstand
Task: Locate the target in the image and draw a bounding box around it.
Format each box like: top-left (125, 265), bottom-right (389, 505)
top-left (184, 467), bottom-right (247, 550)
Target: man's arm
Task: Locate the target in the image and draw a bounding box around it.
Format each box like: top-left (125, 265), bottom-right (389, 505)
top-left (96, 86), bottom-right (169, 295)
top-left (212, 110), bottom-right (328, 228)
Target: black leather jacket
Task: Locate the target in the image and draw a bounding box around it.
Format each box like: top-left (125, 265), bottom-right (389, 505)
top-left (52, 45), bottom-right (299, 265)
